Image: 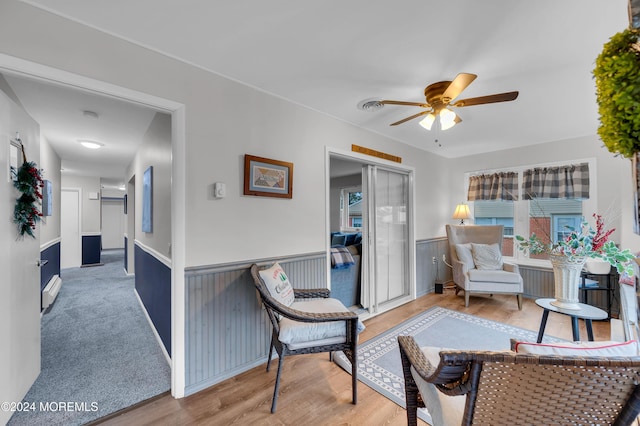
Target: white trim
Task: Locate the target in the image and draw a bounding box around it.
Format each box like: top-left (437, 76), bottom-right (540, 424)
top-left (40, 237), bottom-right (61, 251)
top-left (133, 289), bottom-right (171, 366)
top-left (0, 53), bottom-right (187, 398)
top-left (82, 231), bottom-right (102, 237)
top-left (134, 239), bottom-right (172, 268)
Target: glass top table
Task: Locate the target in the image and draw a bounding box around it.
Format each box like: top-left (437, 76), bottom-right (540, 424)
top-left (535, 298), bottom-right (608, 343)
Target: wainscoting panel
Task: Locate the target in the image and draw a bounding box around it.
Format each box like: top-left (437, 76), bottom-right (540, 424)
top-left (82, 234), bottom-right (101, 265)
top-left (135, 243), bottom-right (172, 356)
top-left (520, 265), bottom-right (619, 317)
top-left (416, 238), bottom-right (451, 297)
top-left (184, 253), bottom-right (326, 395)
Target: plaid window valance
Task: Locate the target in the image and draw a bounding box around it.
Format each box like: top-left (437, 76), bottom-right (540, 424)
top-left (467, 172), bottom-right (518, 201)
top-left (522, 163), bottom-right (590, 200)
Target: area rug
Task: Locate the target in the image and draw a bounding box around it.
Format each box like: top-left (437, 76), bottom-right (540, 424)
top-left (334, 306), bottom-right (564, 424)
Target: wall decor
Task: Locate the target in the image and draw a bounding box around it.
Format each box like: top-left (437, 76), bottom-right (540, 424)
top-left (42, 180), bottom-right (52, 216)
top-left (142, 166), bottom-right (153, 232)
top-left (9, 138), bottom-right (22, 182)
top-left (13, 141), bottom-right (43, 238)
top-left (244, 154), bottom-right (293, 199)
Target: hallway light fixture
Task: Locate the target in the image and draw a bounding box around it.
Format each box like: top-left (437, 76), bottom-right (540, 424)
top-left (453, 203), bottom-right (471, 225)
top-left (78, 140), bottom-right (104, 149)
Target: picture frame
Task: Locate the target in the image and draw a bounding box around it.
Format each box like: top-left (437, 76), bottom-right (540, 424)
top-left (244, 154), bottom-right (293, 199)
top-left (634, 154), bottom-right (640, 235)
top-left (9, 139), bottom-right (22, 182)
top-left (142, 166), bottom-right (153, 232)
top-left (42, 180), bottom-right (52, 216)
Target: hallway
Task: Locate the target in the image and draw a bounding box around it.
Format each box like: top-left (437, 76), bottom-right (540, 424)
top-left (7, 249), bottom-right (170, 426)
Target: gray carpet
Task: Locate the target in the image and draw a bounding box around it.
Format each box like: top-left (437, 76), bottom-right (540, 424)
top-left (8, 249), bottom-right (171, 426)
top-left (335, 306), bottom-right (565, 424)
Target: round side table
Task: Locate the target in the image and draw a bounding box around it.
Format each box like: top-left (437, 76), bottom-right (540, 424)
top-left (535, 298), bottom-right (607, 343)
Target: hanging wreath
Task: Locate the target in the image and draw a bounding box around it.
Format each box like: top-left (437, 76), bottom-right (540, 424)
top-left (12, 144), bottom-right (43, 238)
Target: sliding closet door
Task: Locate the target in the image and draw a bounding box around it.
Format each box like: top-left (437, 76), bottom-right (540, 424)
top-left (367, 166), bottom-right (412, 313)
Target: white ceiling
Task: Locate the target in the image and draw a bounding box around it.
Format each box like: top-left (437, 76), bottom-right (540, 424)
top-left (5, 0), bottom-right (631, 182)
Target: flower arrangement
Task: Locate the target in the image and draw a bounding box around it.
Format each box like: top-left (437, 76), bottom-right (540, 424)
top-left (515, 214), bottom-right (635, 275)
top-left (12, 159), bottom-right (44, 238)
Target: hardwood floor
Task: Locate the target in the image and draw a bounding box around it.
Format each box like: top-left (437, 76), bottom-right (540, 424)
top-left (96, 290), bottom-right (611, 426)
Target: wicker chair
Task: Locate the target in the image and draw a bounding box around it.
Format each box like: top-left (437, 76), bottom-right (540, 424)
top-left (250, 263), bottom-right (359, 413)
top-left (398, 335), bottom-right (640, 426)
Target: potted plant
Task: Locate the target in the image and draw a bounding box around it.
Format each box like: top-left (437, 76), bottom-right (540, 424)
top-left (593, 28), bottom-right (640, 158)
top-left (515, 214), bottom-right (635, 310)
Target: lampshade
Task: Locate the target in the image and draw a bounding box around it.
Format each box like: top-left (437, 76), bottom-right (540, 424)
top-left (452, 203), bottom-right (471, 225)
top-left (419, 113), bottom-right (436, 130)
top-left (439, 108), bottom-right (457, 131)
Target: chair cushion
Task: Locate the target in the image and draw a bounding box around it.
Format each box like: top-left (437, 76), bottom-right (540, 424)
top-left (471, 243), bottom-right (503, 270)
top-left (278, 298), bottom-right (365, 349)
top-left (455, 243), bottom-right (474, 267)
top-left (513, 340), bottom-right (639, 357)
top-left (411, 347), bottom-right (465, 426)
top-left (259, 262), bottom-right (295, 307)
top-left (468, 269), bottom-right (521, 283)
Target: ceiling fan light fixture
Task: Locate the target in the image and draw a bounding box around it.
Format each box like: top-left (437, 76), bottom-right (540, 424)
top-left (78, 139), bottom-right (104, 149)
top-left (439, 108), bottom-right (457, 131)
top-left (419, 113), bottom-right (435, 130)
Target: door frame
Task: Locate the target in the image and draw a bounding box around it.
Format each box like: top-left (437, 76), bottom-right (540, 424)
top-left (0, 53), bottom-right (188, 397)
top-left (325, 146), bottom-right (416, 319)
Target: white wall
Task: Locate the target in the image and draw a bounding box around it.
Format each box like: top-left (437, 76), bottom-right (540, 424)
top-left (61, 175), bottom-right (101, 234)
top-left (40, 136), bottom-right (61, 246)
top-left (446, 135), bottom-right (636, 251)
top-left (126, 112), bottom-right (172, 259)
top-left (0, 1), bottom-right (448, 268)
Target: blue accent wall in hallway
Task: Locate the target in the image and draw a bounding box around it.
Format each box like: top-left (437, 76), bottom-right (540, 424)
top-left (134, 244), bottom-right (171, 356)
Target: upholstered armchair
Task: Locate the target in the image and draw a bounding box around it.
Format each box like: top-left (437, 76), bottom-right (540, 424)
top-left (445, 224), bottom-right (523, 309)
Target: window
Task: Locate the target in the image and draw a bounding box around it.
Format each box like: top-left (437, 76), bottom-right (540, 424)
top-left (467, 159), bottom-right (595, 263)
top-left (340, 186), bottom-right (363, 231)
top-left (473, 200), bottom-right (514, 256)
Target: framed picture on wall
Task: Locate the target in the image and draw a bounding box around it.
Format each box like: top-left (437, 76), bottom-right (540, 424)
top-left (243, 154), bottom-right (293, 199)
top-left (42, 180), bottom-right (52, 216)
top-left (142, 166), bottom-right (153, 232)
top-left (634, 154), bottom-right (640, 235)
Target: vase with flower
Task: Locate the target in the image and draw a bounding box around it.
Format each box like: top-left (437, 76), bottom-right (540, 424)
top-left (516, 214), bottom-right (635, 310)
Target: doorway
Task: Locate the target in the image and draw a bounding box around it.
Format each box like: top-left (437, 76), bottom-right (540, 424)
top-left (328, 149), bottom-right (415, 318)
top-left (60, 188), bottom-right (81, 268)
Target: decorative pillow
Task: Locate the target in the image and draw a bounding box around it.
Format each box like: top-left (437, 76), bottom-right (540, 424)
top-left (471, 243), bottom-right (503, 270)
top-left (258, 263), bottom-right (295, 307)
top-left (455, 243), bottom-right (474, 267)
top-left (512, 339), bottom-right (638, 357)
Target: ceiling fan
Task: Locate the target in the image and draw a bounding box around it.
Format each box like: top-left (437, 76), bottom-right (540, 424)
top-left (378, 73), bottom-right (518, 130)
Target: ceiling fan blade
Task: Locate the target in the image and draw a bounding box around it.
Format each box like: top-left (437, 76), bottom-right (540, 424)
top-left (390, 110), bottom-right (429, 126)
top-left (442, 73), bottom-right (477, 102)
top-left (453, 91), bottom-right (519, 107)
top-left (380, 100), bottom-right (430, 108)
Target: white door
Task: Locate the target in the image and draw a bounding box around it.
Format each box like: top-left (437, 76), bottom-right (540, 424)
top-left (365, 165), bottom-right (414, 314)
top-left (61, 188), bottom-right (81, 268)
top-left (101, 199), bottom-right (124, 249)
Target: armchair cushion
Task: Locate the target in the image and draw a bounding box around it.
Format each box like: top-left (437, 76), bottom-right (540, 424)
top-left (468, 269), bottom-right (522, 284)
top-left (410, 346), bottom-right (466, 426)
top-left (455, 243), bottom-right (474, 268)
top-left (279, 298), bottom-right (365, 349)
top-left (512, 339), bottom-right (639, 357)
top-left (259, 262), bottom-right (295, 307)
top-left (471, 243), bottom-right (503, 270)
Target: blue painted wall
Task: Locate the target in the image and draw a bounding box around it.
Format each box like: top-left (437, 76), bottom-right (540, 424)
top-left (124, 236), bottom-right (128, 272)
top-left (134, 244), bottom-right (171, 356)
top-left (40, 242), bottom-right (61, 311)
top-left (82, 235), bottom-right (102, 265)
